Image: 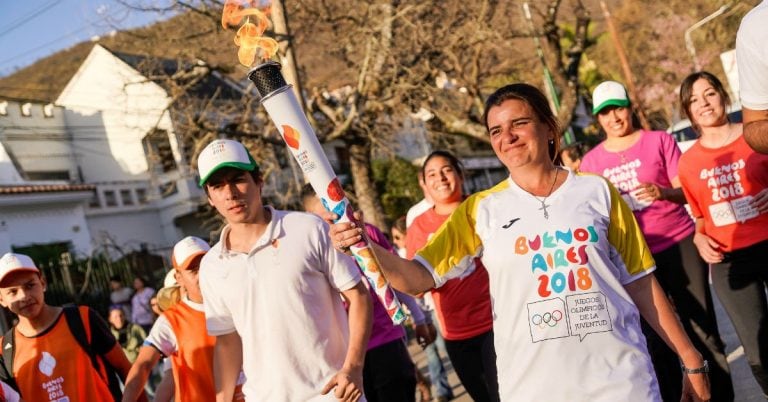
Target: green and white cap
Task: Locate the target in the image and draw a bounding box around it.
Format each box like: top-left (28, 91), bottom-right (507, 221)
top-left (592, 80), bottom-right (630, 115)
top-left (197, 139), bottom-right (258, 186)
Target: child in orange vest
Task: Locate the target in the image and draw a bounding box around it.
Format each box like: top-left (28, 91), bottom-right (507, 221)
top-left (121, 237), bottom-right (245, 402)
top-left (0, 252), bottom-right (135, 402)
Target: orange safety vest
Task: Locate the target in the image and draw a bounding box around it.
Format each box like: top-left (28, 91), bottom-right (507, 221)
top-left (164, 301), bottom-right (244, 402)
top-left (12, 306), bottom-right (114, 402)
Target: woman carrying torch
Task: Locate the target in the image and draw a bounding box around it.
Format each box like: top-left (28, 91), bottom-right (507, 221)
top-left (328, 83), bottom-right (710, 401)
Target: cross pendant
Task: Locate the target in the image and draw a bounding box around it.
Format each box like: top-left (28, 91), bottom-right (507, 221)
top-left (539, 202), bottom-right (550, 219)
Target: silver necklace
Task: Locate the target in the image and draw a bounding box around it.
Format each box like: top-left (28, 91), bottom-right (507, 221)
top-left (529, 168), bottom-right (559, 219)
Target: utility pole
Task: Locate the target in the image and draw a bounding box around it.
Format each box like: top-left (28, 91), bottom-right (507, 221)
top-left (685, 3), bottom-right (733, 72)
top-left (599, 1), bottom-right (651, 130)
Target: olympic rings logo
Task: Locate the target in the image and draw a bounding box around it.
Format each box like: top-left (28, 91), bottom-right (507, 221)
top-left (531, 310), bottom-right (563, 328)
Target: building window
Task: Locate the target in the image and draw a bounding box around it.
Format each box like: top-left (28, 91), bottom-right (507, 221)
top-left (142, 129), bottom-right (177, 174)
top-left (21, 103), bottom-right (31, 117)
top-left (0, 101), bottom-right (7, 116)
top-left (25, 171), bottom-right (70, 181)
top-left (43, 104), bottom-right (54, 118)
top-left (136, 188), bottom-right (148, 204)
top-left (88, 190), bottom-right (100, 208)
top-left (120, 189), bottom-right (134, 206)
top-left (103, 190), bottom-right (117, 207)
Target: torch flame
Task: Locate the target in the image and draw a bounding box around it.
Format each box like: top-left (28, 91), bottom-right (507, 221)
top-left (222, 0), bottom-right (279, 67)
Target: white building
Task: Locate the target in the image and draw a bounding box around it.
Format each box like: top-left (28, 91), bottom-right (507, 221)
top-left (0, 44), bottom-right (280, 257)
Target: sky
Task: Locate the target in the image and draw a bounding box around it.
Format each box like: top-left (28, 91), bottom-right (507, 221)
top-left (0, 0), bottom-right (175, 77)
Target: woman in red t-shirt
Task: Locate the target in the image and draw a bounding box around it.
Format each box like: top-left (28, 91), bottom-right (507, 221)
top-left (406, 150), bottom-right (498, 402)
top-left (678, 71), bottom-right (768, 395)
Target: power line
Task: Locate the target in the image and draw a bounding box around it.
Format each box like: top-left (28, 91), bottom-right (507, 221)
top-left (0, 0), bottom-right (64, 38)
top-left (0, 25), bottom-right (92, 69)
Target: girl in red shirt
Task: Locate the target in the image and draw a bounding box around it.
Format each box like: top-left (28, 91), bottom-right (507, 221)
top-left (406, 150), bottom-right (498, 402)
top-left (678, 71), bottom-right (768, 395)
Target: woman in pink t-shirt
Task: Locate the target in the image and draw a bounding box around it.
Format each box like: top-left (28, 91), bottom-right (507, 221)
top-left (580, 80), bottom-right (733, 401)
top-left (678, 71), bottom-right (768, 396)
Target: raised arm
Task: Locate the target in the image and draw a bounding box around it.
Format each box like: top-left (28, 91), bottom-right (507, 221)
top-left (743, 107), bottom-right (768, 154)
top-left (330, 219), bottom-right (435, 295)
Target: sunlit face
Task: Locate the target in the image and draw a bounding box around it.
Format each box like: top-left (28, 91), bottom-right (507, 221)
top-left (108, 308), bottom-right (126, 329)
top-left (175, 268), bottom-right (202, 302)
top-left (206, 168), bottom-right (263, 225)
top-left (596, 105), bottom-right (633, 138)
top-left (0, 271), bottom-right (46, 319)
top-left (423, 156), bottom-right (463, 205)
top-left (487, 99), bottom-right (553, 170)
top-left (688, 78), bottom-right (727, 129)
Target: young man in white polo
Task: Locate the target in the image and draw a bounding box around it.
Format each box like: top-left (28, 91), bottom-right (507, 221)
top-left (196, 139), bottom-right (372, 402)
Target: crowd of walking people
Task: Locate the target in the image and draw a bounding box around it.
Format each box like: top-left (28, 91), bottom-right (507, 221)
top-left (0, 2), bottom-right (767, 401)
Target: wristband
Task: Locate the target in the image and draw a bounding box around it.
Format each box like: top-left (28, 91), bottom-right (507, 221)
top-left (681, 360), bottom-right (709, 374)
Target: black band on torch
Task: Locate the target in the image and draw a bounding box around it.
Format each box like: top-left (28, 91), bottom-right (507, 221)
top-left (248, 61), bottom-right (289, 100)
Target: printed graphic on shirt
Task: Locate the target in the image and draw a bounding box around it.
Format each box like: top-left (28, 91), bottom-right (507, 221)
top-left (516, 225), bottom-right (612, 343)
top-left (699, 159), bottom-right (759, 226)
top-left (600, 159), bottom-right (651, 211)
top-left (39, 352), bottom-right (68, 401)
top-left (527, 292), bottom-right (613, 343)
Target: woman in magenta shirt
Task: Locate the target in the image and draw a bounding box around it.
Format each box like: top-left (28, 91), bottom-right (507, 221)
top-left (580, 81), bottom-right (733, 401)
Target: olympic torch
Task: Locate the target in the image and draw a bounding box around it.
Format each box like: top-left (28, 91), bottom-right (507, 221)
top-left (222, 1), bottom-right (405, 324)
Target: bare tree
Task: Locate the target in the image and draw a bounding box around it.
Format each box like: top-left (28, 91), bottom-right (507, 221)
top-left (110, 0), bottom-right (597, 232)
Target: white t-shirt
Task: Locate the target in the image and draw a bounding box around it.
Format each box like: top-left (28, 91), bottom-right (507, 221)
top-left (414, 170), bottom-right (661, 401)
top-left (405, 198), bottom-right (433, 228)
top-left (200, 207), bottom-right (362, 401)
top-left (737, 0), bottom-right (768, 110)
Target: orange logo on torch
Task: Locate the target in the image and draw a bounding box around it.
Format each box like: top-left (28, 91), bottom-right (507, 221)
top-left (222, 0), bottom-right (279, 67)
top-left (281, 125), bottom-right (301, 150)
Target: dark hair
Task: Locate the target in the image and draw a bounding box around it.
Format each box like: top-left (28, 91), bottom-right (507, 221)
top-left (392, 216), bottom-right (406, 233)
top-left (679, 71), bottom-right (731, 134)
top-left (109, 275), bottom-right (122, 283)
top-left (560, 141), bottom-right (589, 162)
top-left (420, 150), bottom-right (465, 180)
top-left (483, 83), bottom-right (561, 161)
top-left (202, 167), bottom-right (262, 196)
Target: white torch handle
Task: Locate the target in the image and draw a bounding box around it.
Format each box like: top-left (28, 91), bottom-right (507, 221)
top-left (261, 85), bottom-right (406, 325)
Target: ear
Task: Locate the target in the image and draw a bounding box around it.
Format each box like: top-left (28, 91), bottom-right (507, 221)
top-left (0, 293), bottom-right (7, 308)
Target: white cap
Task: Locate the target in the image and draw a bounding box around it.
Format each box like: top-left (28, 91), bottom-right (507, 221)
top-left (592, 80), bottom-right (630, 114)
top-left (0, 253), bottom-right (40, 285)
top-left (172, 236), bottom-right (210, 271)
top-left (197, 139), bottom-right (258, 186)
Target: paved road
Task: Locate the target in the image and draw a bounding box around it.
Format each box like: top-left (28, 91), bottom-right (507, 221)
top-left (407, 283), bottom-right (766, 401)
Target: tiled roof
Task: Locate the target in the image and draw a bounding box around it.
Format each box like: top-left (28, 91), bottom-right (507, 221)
top-left (0, 184), bottom-right (95, 194)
